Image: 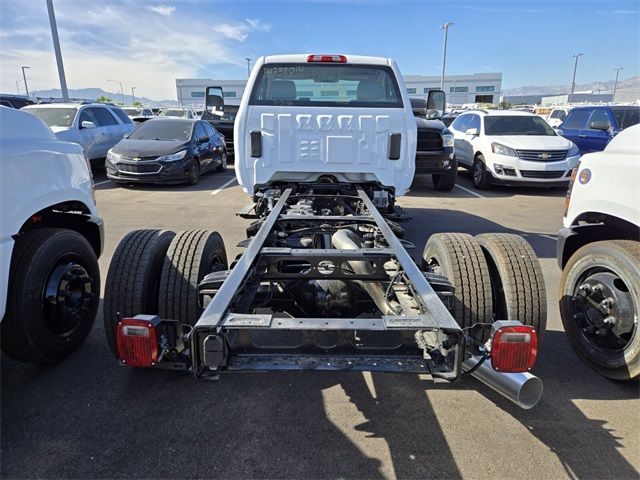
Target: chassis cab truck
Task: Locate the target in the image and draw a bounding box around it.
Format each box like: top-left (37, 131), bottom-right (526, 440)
top-left (104, 54), bottom-right (547, 409)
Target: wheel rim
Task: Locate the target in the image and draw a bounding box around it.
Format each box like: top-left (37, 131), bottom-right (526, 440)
top-left (221, 153), bottom-right (227, 169)
top-left (473, 161), bottom-right (483, 185)
top-left (190, 164), bottom-right (199, 182)
top-left (42, 256), bottom-right (95, 337)
top-left (571, 268), bottom-right (636, 352)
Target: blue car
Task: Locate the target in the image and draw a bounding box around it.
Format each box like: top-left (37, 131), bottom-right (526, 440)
top-left (558, 105), bottom-right (640, 154)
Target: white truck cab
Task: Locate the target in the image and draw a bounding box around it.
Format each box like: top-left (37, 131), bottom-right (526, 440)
top-left (227, 54), bottom-right (421, 197)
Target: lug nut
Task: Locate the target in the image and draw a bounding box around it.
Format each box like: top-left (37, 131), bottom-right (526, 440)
top-left (604, 316), bottom-right (617, 325)
top-left (601, 297), bottom-right (615, 309)
top-left (592, 284), bottom-right (604, 293)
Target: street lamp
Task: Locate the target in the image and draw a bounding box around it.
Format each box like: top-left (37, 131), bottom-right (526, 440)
top-left (16, 80), bottom-right (20, 95)
top-left (612, 67), bottom-right (623, 101)
top-left (21, 66), bottom-right (30, 97)
top-left (440, 22), bottom-right (453, 91)
top-left (131, 86), bottom-right (136, 105)
top-left (569, 53), bottom-right (583, 104)
top-left (245, 57), bottom-right (252, 77)
top-left (107, 79), bottom-right (125, 104)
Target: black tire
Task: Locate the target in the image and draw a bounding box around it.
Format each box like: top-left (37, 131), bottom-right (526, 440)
top-left (188, 160), bottom-right (200, 185)
top-left (2, 228), bottom-right (100, 363)
top-left (559, 240), bottom-right (640, 381)
top-left (475, 233), bottom-right (547, 336)
top-left (432, 160), bottom-right (458, 191)
top-left (159, 230), bottom-right (228, 325)
top-left (422, 233), bottom-right (493, 328)
top-left (103, 229), bottom-right (175, 357)
top-left (216, 151), bottom-right (228, 172)
top-left (472, 155), bottom-right (492, 190)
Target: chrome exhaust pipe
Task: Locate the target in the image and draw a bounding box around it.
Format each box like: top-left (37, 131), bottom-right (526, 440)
top-left (463, 356), bottom-right (543, 409)
top-left (331, 229), bottom-right (401, 316)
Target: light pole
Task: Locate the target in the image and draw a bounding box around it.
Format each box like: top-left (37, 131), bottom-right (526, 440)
top-left (569, 53), bottom-right (583, 104)
top-left (21, 66), bottom-right (30, 97)
top-left (612, 67), bottom-right (623, 101)
top-left (440, 22), bottom-right (453, 91)
top-left (107, 79), bottom-right (125, 104)
top-left (245, 57), bottom-right (252, 77)
top-left (177, 82), bottom-right (183, 106)
top-left (131, 87), bottom-right (136, 105)
top-left (46, 0), bottom-right (69, 101)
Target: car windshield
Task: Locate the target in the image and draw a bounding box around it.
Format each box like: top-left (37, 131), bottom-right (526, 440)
top-left (122, 108), bottom-right (138, 116)
top-left (22, 107), bottom-right (77, 127)
top-left (128, 120), bottom-right (192, 141)
top-left (160, 109), bottom-right (187, 117)
top-left (220, 105), bottom-right (239, 121)
top-left (484, 115), bottom-right (556, 136)
top-left (249, 63), bottom-right (403, 108)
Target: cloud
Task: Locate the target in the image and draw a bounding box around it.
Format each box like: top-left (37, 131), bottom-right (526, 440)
top-left (215, 18), bottom-right (273, 42)
top-left (0, 1), bottom-right (272, 99)
top-left (146, 5), bottom-right (175, 16)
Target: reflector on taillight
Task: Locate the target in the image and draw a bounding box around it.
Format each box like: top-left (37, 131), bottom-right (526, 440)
top-left (490, 321), bottom-right (537, 373)
top-left (307, 54), bottom-right (347, 63)
top-left (116, 315), bottom-right (160, 367)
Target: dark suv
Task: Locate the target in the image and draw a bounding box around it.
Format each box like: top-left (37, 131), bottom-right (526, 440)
top-left (0, 94), bottom-right (34, 109)
top-left (559, 105), bottom-right (640, 154)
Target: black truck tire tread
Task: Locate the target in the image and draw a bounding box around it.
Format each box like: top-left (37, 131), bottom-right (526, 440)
top-left (103, 229), bottom-right (175, 356)
top-left (432, 161), bottom-right (458, 191)
top-left (158, 230), bottom-right (227, 325)
top-left (476, 233), bottom-right (547, 335)
top-left (422, 233), bottom-right (493, 328)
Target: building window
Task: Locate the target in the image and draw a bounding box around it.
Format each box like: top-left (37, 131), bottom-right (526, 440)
top-left (297, 90), bottom-right (314, 96)
top-left (423, 87), bottom-right (439, 94)
top-left (475, 94), bottom-right (494, 103)
top-left (476, 85), bottom-right (495, 92)
top-left (223, 91), bottom-right (236, 98)
top-left (406, 88), bottom-right (417, 94)
top-left (190, 91), bottom-right (205, 97)
top-left (450, 86), bottom-right (469, 93)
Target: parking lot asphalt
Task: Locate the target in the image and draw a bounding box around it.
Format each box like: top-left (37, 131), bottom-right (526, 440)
top-left (2, 168), bottom-right (639, 479)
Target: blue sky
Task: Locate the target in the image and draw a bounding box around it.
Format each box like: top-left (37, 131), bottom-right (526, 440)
top-left (1, 0), bottom-right (638, 99)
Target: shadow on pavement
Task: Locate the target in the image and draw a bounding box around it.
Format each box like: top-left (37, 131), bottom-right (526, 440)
top-left (401, 206), bottom-right (557, 259)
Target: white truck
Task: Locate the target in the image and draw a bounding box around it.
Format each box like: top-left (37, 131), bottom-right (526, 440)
top-left (103, 54), bottom-right (547, 409)
top-left (557, 124), bottom-right (640, 381)
top-left (0, 106), bottom-right (103, 363)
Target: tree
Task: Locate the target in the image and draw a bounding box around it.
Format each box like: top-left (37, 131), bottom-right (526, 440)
top-left (132, 101), bottom-right (142, 107)
top-left (96, 95), bottom-right (112, 103)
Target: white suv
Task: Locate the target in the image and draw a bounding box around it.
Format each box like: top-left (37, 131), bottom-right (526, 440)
top-left (449, 110), bottom-right (581, 189)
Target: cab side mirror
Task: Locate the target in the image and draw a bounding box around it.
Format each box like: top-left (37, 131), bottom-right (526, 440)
top-left (426, 89), bottom-right (446, 119)
top-left (465, 127), bottom-right (479, 136)
top-left (198, 135), bottom-right (209, 143)
top-left (81, 120), bottom-right (96, 129)
top-left (589, 120), bottom-right (611, 132)
top-left (205, 86), bottom-right (224, 118)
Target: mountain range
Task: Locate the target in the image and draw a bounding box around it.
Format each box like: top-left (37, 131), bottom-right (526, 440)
top-left (31, 87), bottom-right (178, 106)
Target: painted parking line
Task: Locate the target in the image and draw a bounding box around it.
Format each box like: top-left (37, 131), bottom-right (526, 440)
top-left (454, 183), bottom-right (487, 199)
top-left (210, 177), bottom-right (237, 195)
top-left (94, 180), bottom-right (110, 186)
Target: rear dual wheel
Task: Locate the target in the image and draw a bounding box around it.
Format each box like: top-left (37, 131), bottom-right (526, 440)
top-left (103, 229), bottom-right (228, 360)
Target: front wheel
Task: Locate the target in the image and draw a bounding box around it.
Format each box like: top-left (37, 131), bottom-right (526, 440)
top-left (472, 155), bottom-right (492, 190)
top-left (216, 151), bottom-right (228, 172)
top-left (559, 240), bottom-right (640, 381)
top-left (432, 160), bottom-right (458, 191)
top-left (2, 229), bottom-right (100, 363)
top-left (188, 160), bottom-right (200, 185)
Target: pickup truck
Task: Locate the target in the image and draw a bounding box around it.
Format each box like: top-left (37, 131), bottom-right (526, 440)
top-left (103, 54), bottom-right (546, 409)
top-left (557, 124), bottom-right (640, 381)
top-left (0, 106), bottom-right (103, 363)
top-left (410, 98), bottom-right (457, 190)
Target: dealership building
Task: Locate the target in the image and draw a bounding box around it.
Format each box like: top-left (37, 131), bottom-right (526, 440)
top-left (175, 72), bottom-right (502, 106)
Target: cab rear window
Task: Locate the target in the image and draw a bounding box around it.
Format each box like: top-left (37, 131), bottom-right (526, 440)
top-left (249, 63), bottom-right (403, 108)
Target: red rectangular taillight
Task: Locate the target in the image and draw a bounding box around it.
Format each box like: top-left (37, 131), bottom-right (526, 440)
top-left (307, 54), bottom-right (347, 63)
top-left (116, 316), bottom-right (159, 367)
top-left (490, 323), bottom-right (537, 373)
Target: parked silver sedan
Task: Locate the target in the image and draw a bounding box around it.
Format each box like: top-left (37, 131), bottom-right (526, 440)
top-left (22, 103), bottom-right (134, 167)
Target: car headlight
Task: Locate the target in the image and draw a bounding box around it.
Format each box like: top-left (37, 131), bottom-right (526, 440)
top-left (442, 133), bottom-right (454, 148)
top-left (568, 143), bottom-right (580, 157)
top-left (491, 142), bottom-right (517, 157)
top-left (157, 150), bottom-right (187, 162)
top-left (106, 149), bottom-right (120, 164)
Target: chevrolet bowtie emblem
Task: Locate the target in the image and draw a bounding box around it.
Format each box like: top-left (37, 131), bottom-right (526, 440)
top-left (538, 153), bottom-right (550, 159)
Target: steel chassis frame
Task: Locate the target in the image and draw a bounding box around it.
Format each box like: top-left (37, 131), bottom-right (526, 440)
top-left (189, 187), bottom-right (465, 379)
